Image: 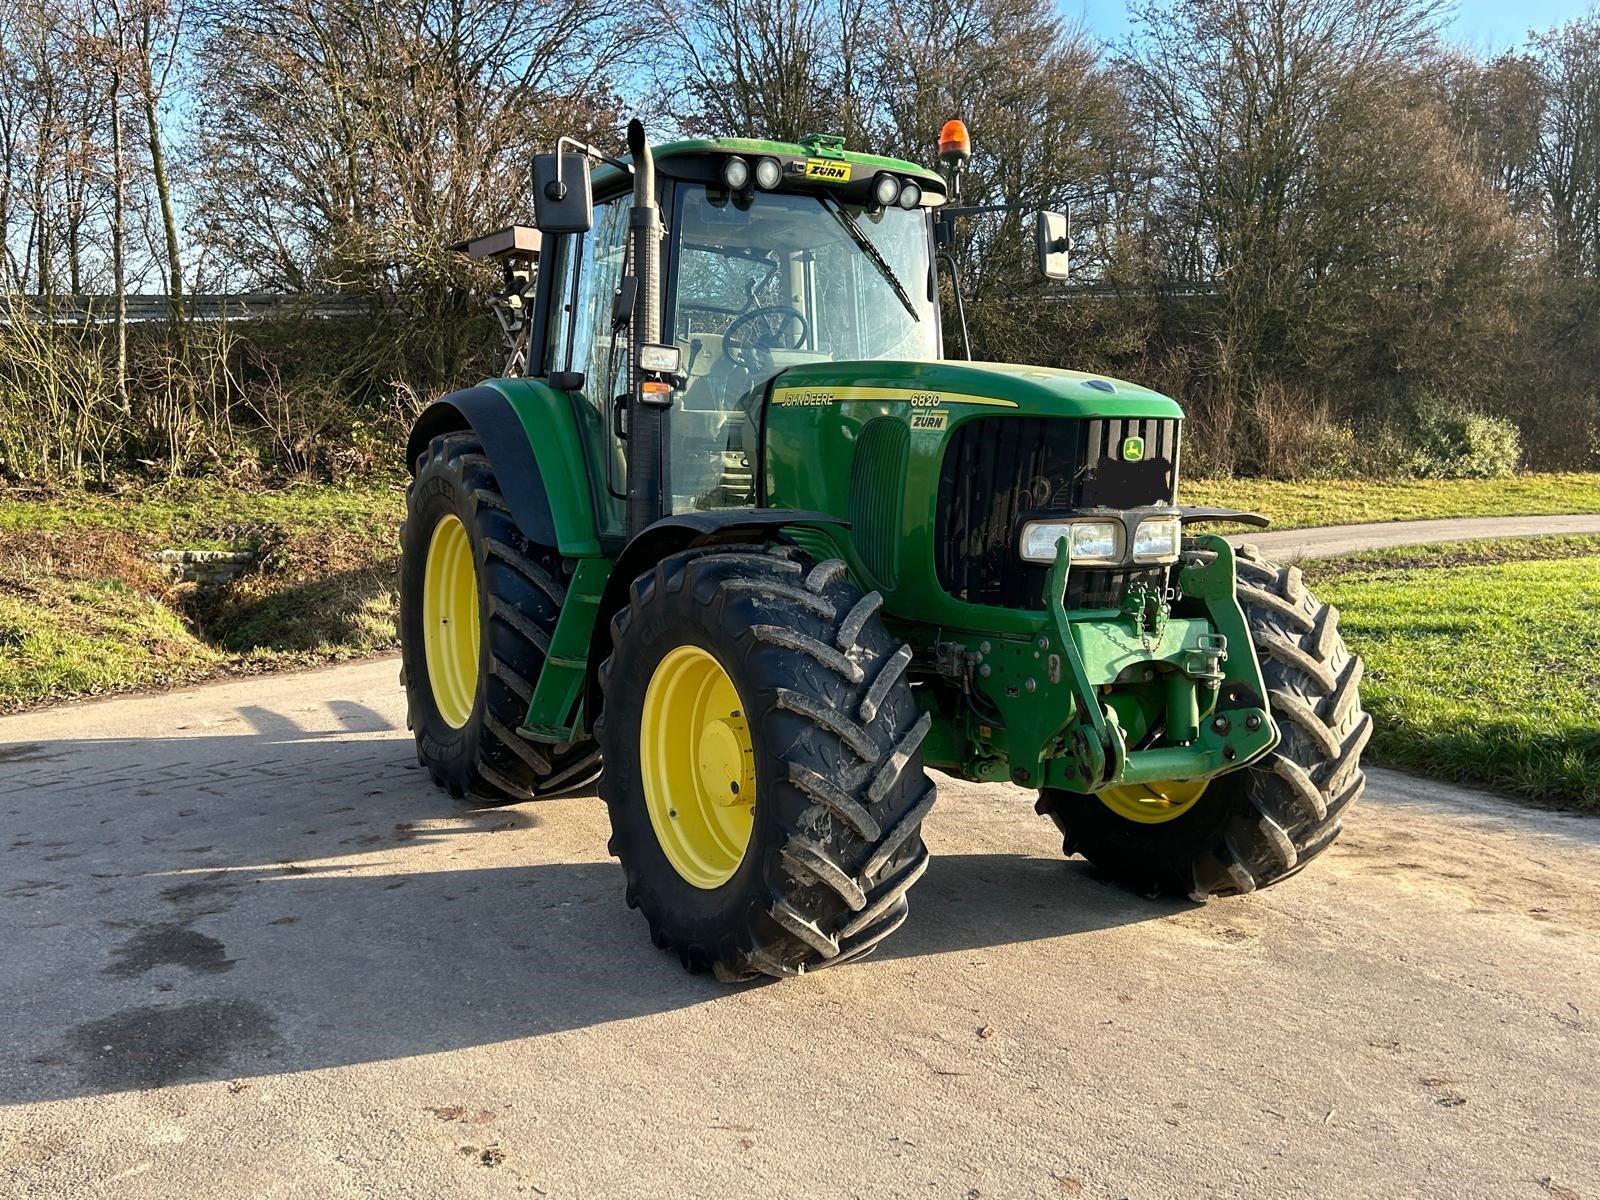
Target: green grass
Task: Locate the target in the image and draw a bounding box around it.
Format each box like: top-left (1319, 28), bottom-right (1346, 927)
top-left (1185, 472), bottom-right (1600, 530)
top-left (0, 479), bottom-right (403, 544)
top-left (1309, 539), bottom-right (1600, 808)
top-left (0, 483), bottom-right (401, 711)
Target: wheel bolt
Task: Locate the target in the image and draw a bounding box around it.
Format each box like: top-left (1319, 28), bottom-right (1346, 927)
top-left (1212, 715), bottom-right (1231, 734)
top-left (1244, 714), bottom-right (1262, 731)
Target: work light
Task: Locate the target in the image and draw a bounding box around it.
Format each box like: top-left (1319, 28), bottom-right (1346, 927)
top-left (898, 180), bottom-right (922, 209)
top-left (872, 172), bottom-right (901, 207)
top-left (754, 156), bottom-right (782, 189)
top-left (721, 156), bottom-right (751, 190)
top-left (1019, 520), bottom-right (1123, 565)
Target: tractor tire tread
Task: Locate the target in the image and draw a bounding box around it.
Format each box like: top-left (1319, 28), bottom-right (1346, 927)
top-left (1038, 549), bottom-right (1366, 898)
top-left (598, 546), bottom-right (934, 979)
top-left (400, 430), bottom-right (600, 809)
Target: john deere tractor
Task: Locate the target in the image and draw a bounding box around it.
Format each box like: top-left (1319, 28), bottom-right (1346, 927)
top-left (399, 120), bottom-right (1369, 979)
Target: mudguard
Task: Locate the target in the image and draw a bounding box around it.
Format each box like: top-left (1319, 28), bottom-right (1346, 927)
top-left (578, 509), bottom-right (848, 726)
top-left (407, 381), bottom-right (604, 556)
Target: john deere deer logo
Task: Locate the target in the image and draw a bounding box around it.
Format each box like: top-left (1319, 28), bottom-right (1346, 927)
top-left (1122, 435), bottom-right (1145, 462)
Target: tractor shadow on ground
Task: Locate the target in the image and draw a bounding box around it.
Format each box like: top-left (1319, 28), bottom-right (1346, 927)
top-left (1, 718), bottom-right (1174, 1105)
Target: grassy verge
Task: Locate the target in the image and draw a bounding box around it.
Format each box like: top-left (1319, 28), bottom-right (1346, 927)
top-left (1308, 537), bottom-right (1600, 809)
top-left (0, 483), bottom-right (403, 712)
top-left (1185, 471), bottom-right (1600, 529)
top-left (1, 472), bottom-right (1597, 726)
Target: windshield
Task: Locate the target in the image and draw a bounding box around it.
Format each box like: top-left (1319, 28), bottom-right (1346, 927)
top-left (664, 183), bottom-right (938, 512)
top-left (671, 184), bottom-right (937, 386)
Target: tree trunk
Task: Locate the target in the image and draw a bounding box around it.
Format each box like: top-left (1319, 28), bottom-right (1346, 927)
top-left (141, 12), bottom-right (184, 323)
top-left (110, 59), bottom-right (129, 415)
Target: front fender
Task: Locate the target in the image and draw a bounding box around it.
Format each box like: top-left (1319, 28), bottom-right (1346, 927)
top-left (580, 509), bottom-right (848, 726)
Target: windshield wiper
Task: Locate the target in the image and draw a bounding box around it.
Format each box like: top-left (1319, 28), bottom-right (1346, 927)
top-left (816, 193), bottom-right (920, 323)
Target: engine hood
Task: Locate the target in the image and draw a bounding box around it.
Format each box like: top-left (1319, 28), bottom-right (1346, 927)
top-left (767, 359), bottom-right (1184, 420)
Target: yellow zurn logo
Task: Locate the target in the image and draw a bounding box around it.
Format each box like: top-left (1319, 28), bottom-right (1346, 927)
top-left (1122, 435), bottom-right (1145, 461)
top-left (803, 158), bottom-right (850, 182)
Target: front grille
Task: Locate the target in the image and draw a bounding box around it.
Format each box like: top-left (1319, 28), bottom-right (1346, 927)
top-left (933, 415), bottom-right (1180, 608)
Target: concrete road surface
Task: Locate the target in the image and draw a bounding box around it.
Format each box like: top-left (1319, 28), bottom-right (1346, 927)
top-left (2, 659), bottom-right (1597, 1199)
top-left (1237, 513), bottom-right (1600, 560)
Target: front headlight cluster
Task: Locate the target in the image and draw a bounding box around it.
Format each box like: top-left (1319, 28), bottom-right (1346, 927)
top-left (1018, 516), bottom-right (1182, 565)
top-left (1130, 516), bottom-right (1181, 563)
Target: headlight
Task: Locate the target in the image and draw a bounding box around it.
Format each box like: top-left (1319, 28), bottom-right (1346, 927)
top-left (754, 156), bottom-right (782, 189)
top-left (872, 172), bottom-right (902, 207)
top-left (1132, 516), bottom-right (1182, 563)
top-left (897, 180), bottom-right (922, 209)
top-left (1019, 520), bottom-right (1123, 565)
top-left (721, 156), bottom-right (751, 190)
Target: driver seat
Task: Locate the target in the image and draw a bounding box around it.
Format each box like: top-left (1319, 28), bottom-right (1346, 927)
top-left (682, 333), bottom-right (752, 424)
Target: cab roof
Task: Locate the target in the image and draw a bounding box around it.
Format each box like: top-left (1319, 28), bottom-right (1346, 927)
top-left (594, 134), bottom-right (947, 200)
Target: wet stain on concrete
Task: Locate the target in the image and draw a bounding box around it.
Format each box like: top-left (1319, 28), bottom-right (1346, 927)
top-left (159, 873), bottom-right (239, 913)
top-left (105, 923), bottom-right (236, 977)
top-left (3, 879), bottom-right (64, 898)
top-left (65, 999), bottom-right (277, 1088)
top-left (0, 742), bottom-right (64, 764)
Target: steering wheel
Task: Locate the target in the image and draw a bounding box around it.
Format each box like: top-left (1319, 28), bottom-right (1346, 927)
top-left (723, 304), bottom-right (810, 371)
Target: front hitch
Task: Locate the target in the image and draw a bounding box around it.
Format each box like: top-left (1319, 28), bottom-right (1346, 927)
top-left (1041, 534), bottom-right (1278, 793)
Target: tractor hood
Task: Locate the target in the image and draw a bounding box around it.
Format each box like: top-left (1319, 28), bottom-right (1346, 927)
top-left (767, 359), bottom-right (1184, 420)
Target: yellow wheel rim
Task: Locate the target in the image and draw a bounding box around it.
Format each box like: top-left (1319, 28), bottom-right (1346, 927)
top-left (1097, 778), bottom-right (1209, 824)
top-left (640, 645), bottom-right (756, 889)
top-left (421, 514), bottom-right (481, 729)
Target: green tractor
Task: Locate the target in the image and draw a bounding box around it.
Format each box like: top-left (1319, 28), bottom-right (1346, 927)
top-left (399, 119), bottom-right (1369, 979)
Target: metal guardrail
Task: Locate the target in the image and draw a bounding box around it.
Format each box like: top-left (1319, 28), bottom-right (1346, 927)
top-left (1, 280), bottom-right (1222, 325)
top-left (1, 293), bottom-right (373, 324)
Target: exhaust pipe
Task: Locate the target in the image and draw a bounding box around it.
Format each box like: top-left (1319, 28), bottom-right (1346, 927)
top-left (626, 119), bottom-right (668, 539)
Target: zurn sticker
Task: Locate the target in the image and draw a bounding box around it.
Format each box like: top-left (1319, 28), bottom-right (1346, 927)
top-left (804, 158), bottom-right (850, 182)
top-left (910, 410), bottom-right (948, 432)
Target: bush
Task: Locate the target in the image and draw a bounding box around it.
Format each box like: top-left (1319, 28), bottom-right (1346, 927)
top-left (0, 299), bottom-right (493, 488)
top-left (1403, 395), bottom-right (1523, 478)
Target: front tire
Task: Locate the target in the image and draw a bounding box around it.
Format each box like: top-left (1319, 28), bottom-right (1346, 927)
top-left (399, 432), bottom-right (600, 805)
top-left (1037, 547), bottom-right (1371, 898)
top-left (598, 545), bottom-right (936, 979)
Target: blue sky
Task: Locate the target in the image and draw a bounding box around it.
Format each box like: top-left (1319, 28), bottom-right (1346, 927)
top-left (1066, 0), bottom-right (1596, 52)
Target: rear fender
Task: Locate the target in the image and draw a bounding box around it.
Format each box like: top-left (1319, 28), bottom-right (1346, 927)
top-left (406, 380), bottom-right (602, 557)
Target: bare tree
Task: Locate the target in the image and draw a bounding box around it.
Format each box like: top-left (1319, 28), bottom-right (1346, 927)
top-left (1532, 15), bottom-right (1600, 278)
top-left (131, 0), bottom-right (187, 318)
top-left (648, 0), bottom-right (876, 142)
top-left (189, 0), bottom-right (644, 293)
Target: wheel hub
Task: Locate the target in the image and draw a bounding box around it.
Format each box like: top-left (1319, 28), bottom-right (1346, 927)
top-left (640, 645), bottom-right (756, 889)
top-left (421, 513), bottom-right (480, 729)
top-left (1097, 778), bottom-right (1209, 824)
top-left (698, 715), bottom-right (755, 807)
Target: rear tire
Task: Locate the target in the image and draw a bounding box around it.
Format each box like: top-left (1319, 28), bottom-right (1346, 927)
top-left (1037, 547), bottom-right (1370, 898)
top-left (399, 431), bottom-right (601, 805)
top-left (598, 545), bottom-right (936, 979)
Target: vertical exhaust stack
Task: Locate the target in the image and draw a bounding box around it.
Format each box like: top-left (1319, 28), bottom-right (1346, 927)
top-left (626, 119), bottom-right (669, 538)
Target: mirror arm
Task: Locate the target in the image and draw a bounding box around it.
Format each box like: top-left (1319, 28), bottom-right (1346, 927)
top-left (550, 136), bottom-right (632, 201)
top-left (937, 249), bottom-right (972, 361)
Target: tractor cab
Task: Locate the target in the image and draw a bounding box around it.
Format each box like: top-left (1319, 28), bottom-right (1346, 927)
top-left (513, 133), bottom-right (954, 526)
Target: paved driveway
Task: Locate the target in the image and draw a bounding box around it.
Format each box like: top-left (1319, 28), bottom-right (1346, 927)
top-left (1238, 512), bottom-right (1600, 558)
top-left (3, 659), bottom-right (1597, 1199)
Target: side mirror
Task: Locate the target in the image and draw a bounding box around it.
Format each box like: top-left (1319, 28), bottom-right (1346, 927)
top-left (1036, 209), bottom-right (1069, 281)
top-left (530, 152), bottom-right (594, 233)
